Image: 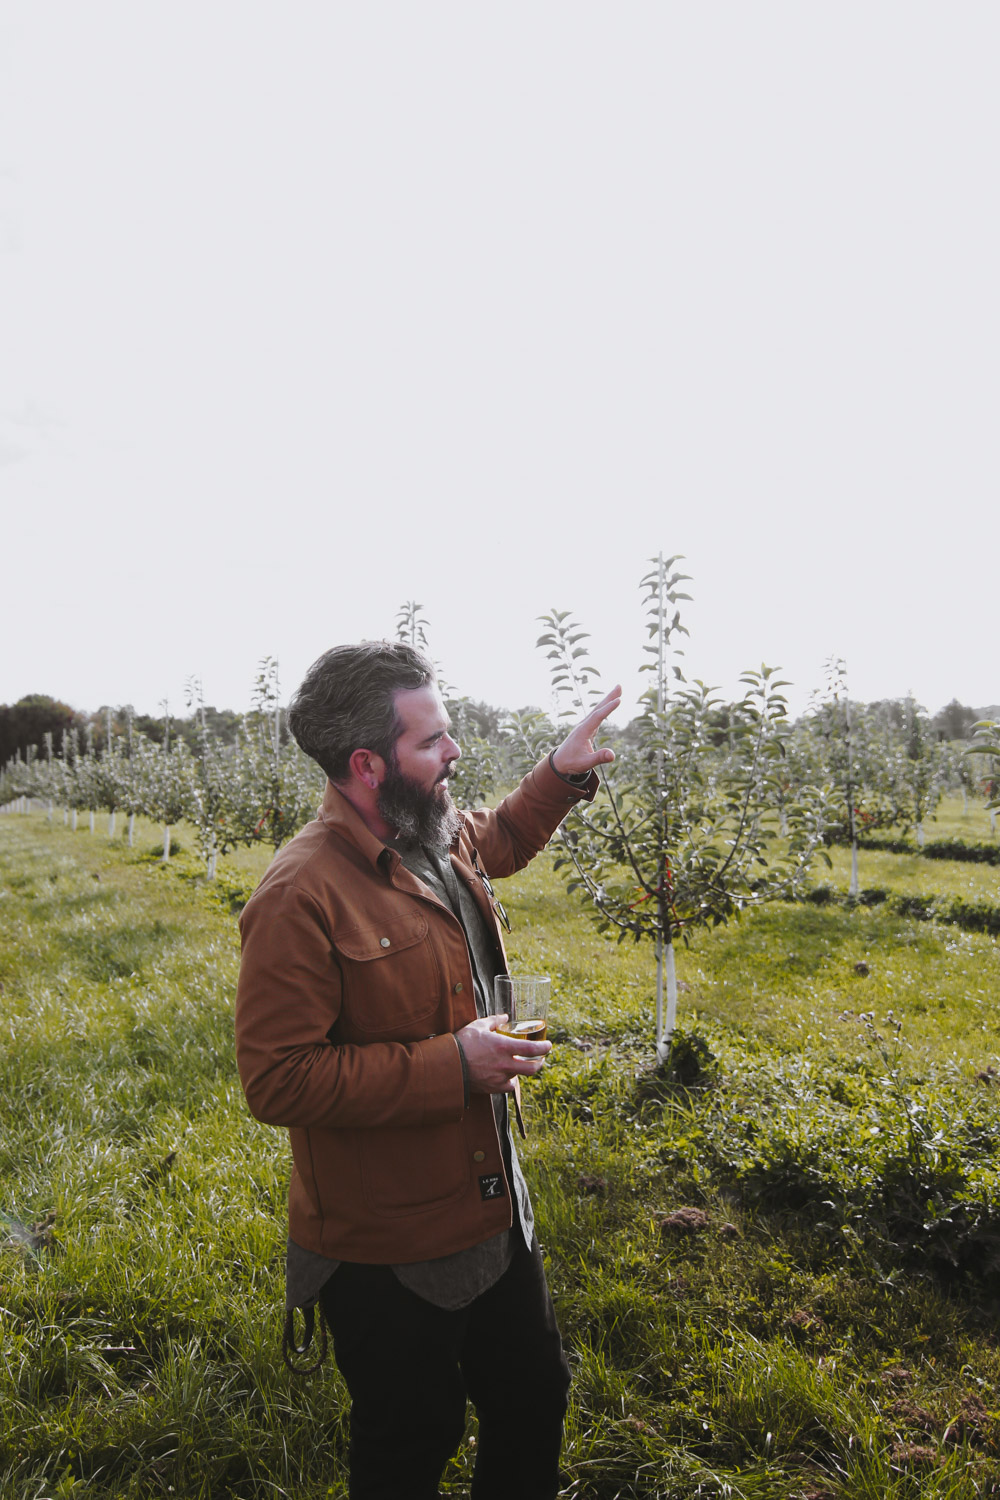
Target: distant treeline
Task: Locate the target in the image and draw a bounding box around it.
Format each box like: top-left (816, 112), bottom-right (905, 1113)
top-left (0, 695), bottom-right (247, 765)
top-left (0, 691), bottom-right (992, 770)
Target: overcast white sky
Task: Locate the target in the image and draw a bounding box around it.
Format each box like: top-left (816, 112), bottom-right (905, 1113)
top-left (2, 3), bottom-right (997, 727)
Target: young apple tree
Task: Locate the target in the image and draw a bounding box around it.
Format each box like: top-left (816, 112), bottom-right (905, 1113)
top-left (183, 677), bottom-right (245, 877)
top-left (137, 726), bottom-right (195, 862)
top-left (807, 658), bottom-right (862, 897)
top-left (537, 554), bottom-right (826, 1063)
top-left (395, 600), bottom-right (502, 807)
top-left (231, 658), bottom-right (321, 853)
top-left (968, 719), bottom-right (1000, 823)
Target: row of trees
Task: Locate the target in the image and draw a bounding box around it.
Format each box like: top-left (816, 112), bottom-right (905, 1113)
top-left (3, 573), bottom-right (996, 1059)
top-left (1, 594), bottom-right (988, 885)
top-left (0, 662), bottom-right (321, 875)
top-left (2, 684), bottom-right (990, 773)
top-left (0, 642), bottom-right (516, 877)
top-left (0, 693), bottom-right (246, 766)
top-left (522, 560), bottom-right (994, 1059)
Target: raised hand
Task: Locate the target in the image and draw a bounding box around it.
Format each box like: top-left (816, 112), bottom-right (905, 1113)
top-left (550, 684), bottom-right (622, 777)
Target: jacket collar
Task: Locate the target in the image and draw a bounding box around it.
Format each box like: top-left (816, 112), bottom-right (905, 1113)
top-left (318, 780), bottom-right (394, 872)
top-left (318, 779), bottom-right (474, 884)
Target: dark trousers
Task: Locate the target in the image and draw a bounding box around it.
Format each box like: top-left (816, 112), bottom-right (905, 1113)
top-left (319, 1233), bottom-right (571, 1500)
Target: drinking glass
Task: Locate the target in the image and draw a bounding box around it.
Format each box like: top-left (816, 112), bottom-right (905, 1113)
top-left (493, 974), bottom-right (551, 1044)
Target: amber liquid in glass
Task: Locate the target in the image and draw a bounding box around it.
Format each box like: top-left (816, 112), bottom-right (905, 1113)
top-left (498, 1019), bottom-right (548, 1043)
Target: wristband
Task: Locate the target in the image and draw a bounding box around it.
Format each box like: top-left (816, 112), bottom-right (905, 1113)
top-left (548, 751), bottom-right (591, 786)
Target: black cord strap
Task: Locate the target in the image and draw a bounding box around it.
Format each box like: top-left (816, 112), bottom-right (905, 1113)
top-left (282, 1304), bottom-right (329, 1375)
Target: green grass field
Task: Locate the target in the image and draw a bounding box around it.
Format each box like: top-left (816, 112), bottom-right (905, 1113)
top-left (3, 799), bottom-right (1000, 1498)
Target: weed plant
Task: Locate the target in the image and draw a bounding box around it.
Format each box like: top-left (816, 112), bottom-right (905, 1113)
top-left (3, 803), bottom-right (1000, 1497)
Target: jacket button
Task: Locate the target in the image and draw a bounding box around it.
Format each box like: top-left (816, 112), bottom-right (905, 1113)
top-left (473, 1150), bottom-right (486, 1162)
top-left (379, 937), bottom-right (391, 948)
top-left (453, 981), bottom-right (463, 994)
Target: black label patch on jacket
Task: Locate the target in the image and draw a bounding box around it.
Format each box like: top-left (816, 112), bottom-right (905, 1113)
top-left (478, 1173), bottom-right (505, 1201)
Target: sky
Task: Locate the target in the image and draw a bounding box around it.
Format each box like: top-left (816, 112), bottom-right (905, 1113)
top-left (2, 3), bottom-right (997, 729)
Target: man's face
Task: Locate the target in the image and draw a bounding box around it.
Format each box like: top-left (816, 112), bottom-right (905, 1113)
top-left (388, 684), bottom-right (461, 794)
top-left (375, 684), bottom-right (463, 849)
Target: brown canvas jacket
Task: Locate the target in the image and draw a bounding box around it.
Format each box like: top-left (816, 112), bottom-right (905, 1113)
top-left (235, 755), bottom-right (597, 1264)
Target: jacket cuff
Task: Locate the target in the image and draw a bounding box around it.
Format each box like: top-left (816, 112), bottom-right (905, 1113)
top-left (535, 752), bottom-right (599, 804)
top-left (419, 1033), bottom-right (468, 1123)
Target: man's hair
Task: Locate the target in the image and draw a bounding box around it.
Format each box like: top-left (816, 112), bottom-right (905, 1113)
top-left (287, 640), bottom-right (436, 782)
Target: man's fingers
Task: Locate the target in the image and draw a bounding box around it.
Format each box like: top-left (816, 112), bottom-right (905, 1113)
top-left (574, 687), bottom-right (622, 735)
top-left (582, 685), bottom-right (622, 726)
top-left (505, 1044), bottom-right (551, 1062)
top-left (474, 1016), bottom-right (551, 1055)
top-left (550, 684), bottom-right (623, 776)
top-left (506, 1059), bottom-right (547, 1083)
top-left (576, 744), bottom-right (616, 768)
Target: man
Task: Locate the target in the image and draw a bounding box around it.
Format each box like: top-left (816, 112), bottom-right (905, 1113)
top-left (235, 641), bottom-right (620, 1499)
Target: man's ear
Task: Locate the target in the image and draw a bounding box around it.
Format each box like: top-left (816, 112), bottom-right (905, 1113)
top-left (347, 747), bottom-right (387, 792)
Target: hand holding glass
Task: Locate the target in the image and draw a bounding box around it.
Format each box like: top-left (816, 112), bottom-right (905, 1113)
top-left (494, 975), bottom-right (551, 1046)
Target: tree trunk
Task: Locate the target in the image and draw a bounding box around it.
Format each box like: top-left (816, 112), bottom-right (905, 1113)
top-left (655, 935), bottom-right (678, 1064)
top-left (108, 810), bottom-right (116, 839)
top-left (849, 839), bottom-right (859, 900)
top-left (916, 822), bottom-right (925, 848)
top-left (162, 825), bottom-right (171, 861)
top-left (71, 809), bottom-right (78, 831)
top-left (128, 812), bottom-right (135, 847)
top-left (89, 810), bottom-right (95, 834)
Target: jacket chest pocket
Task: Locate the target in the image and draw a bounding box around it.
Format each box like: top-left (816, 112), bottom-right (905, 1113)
top-left (333, 912), bottom-right (442, 1037)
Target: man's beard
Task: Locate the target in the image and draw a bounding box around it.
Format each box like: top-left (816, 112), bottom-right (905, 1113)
top-left (377, 760), bottom-right (463, 854)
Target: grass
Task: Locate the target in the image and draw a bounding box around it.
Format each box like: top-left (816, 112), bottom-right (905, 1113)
top-left (3, 798), bottom-right (1000, 1497)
